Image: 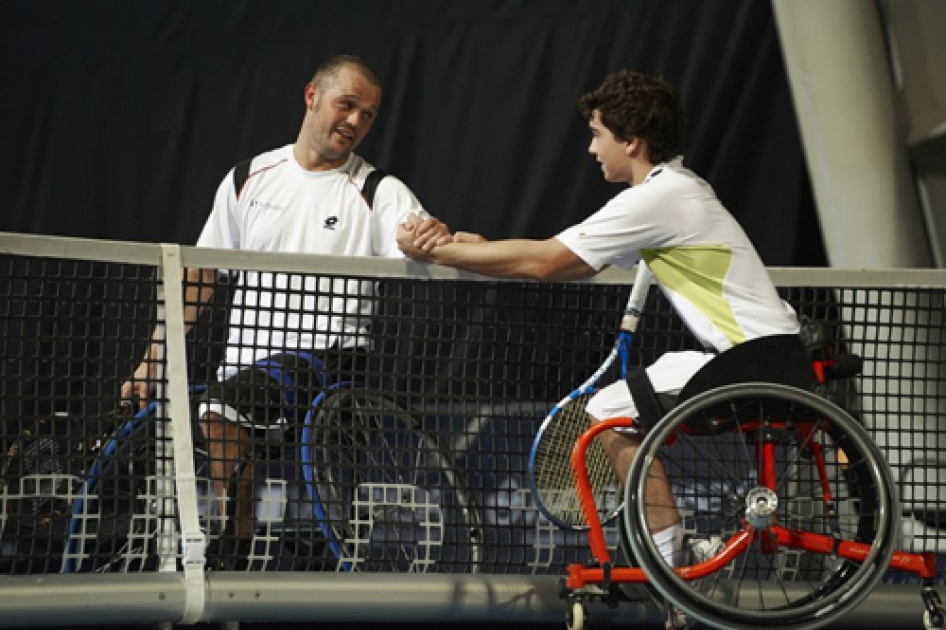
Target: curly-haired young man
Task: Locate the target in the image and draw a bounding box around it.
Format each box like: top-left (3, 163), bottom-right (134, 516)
top-left (397, 69), bottom-right (800, 565)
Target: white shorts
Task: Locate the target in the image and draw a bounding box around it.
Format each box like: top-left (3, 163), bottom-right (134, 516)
top-left (585, 351), bottom-right (714, 424)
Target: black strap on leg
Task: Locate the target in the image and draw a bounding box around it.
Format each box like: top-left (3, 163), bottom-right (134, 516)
top-left (626, 368), bottom-right (668, 434)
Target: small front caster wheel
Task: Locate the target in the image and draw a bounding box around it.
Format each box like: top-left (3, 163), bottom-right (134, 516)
top-left (924, 608), bottom-right (946, 630)
top-left (665, 605), bottom-right (690, 630)
top-left (566, 598), bottom-right (587, 630)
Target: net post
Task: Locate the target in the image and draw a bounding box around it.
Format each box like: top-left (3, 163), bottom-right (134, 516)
top-left (159, 244), bottom-right (206, 622)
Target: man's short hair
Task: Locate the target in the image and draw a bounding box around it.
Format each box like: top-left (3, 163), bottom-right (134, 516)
top-left (578, 70), bottom-right (686, 165)
top-left (311, 54), bottom-right (381, 92)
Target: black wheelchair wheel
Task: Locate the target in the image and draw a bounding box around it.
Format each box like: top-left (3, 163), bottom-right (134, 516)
top-left (615, 507), bottom-right (664, 606)
top-left (624, 382), bottom-right (897, 630)
top-left (0, 414), bottom-right (95, 574)
top-left (68, 415), bottom-right (165, 573)
top-left (305, 387), bottom-right (483, 573)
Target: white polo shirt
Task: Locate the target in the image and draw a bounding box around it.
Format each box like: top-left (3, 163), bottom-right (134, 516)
top-left (556, 157), bottom-right (799, 353)
top-left (197, 145), bottom-right (428, 376)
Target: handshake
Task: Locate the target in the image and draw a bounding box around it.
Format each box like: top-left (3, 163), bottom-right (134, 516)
top-left (397, 214), bottom-right (485, 263)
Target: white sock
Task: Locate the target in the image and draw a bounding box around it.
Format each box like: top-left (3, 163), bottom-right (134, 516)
top-left (651, 523), bottom-right (684, 568)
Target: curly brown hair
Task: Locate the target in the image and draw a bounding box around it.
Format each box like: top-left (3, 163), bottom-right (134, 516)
top-left (577, 70), bottom-right (686, 165)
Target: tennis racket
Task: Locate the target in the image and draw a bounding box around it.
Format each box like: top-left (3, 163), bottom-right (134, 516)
top-left (528, 262), bottom-right (653, 530)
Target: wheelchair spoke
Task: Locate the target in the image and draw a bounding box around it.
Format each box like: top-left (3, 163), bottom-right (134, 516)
top-left (625, 383), bottom-right (897, 630)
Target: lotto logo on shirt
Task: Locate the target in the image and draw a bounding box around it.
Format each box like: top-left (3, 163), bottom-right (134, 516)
top-left (324, 216), bottom-right (339, 230)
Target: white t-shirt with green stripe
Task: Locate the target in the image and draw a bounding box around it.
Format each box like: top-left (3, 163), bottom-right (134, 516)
top-left (556, 157), bottom-right (799, 352)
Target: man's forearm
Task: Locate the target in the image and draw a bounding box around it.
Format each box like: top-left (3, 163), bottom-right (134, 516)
top-left (141, 267), bottom-right (217, 363)
top-left (424, 239), bottom-right (594, 282)
top-left (183, 267), bottom-right (218, 328)
top-left (423, 240), bottom-right (540, 278)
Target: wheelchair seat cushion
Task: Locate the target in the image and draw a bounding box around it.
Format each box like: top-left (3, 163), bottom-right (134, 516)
top-left (678, 334), bottom-right (818, 404)
top-left (627, 334), bottom-right (819, 434)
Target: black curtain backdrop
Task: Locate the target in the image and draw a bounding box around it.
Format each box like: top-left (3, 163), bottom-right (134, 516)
top-left (0, 0), bottom-right (824, 266)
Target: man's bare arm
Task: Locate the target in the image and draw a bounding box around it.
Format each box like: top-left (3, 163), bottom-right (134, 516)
top-left (121, 266), bottom-right (219, 405)
top-left (397, 223), bottom-right (596, 282)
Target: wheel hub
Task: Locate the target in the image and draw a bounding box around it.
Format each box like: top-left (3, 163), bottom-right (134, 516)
top-left (745, 486), bottom-right (778, 529)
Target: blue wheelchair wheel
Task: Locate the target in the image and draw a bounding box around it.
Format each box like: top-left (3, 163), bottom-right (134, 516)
top-left (301, 386), bottom-right (483, 573)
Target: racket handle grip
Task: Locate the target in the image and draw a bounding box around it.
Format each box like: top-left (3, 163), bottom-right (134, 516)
top-left (620, 311), bottom-right (641, 331)
top-left (622, 262), bottom-right (654, 330)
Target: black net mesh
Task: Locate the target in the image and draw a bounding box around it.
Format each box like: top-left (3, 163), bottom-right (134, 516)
top-left (2, 250), bottom-right (945, 584)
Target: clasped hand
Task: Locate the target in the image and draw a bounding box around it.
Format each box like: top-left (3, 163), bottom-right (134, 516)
top-left (398, 215), bottom-right (484, 261)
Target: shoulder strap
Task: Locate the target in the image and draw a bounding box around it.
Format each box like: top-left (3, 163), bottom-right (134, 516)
top-left (232, 158), bottom-right (253, 199)
top-left (361, 168), bottom-right (388, 209)
top-left (233, 160), bottom-right (387, 206)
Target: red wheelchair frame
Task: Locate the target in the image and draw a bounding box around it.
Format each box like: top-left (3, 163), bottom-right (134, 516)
top-left (560, 354), bottom-right (944, 630)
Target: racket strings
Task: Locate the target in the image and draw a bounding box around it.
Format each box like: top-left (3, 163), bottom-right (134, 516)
top-left (534, 395), bottom-right (621, 527)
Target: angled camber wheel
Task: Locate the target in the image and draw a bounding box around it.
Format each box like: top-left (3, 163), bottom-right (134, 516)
top-left (304, 387), bottom-right (483, 573)
top-left (625, 382), bottom-right (898, 630)
top-left (66, 413), bottom-right (161, 573)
